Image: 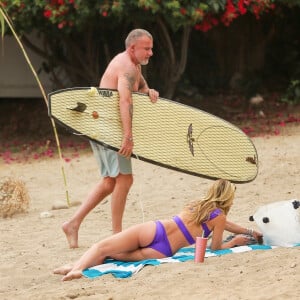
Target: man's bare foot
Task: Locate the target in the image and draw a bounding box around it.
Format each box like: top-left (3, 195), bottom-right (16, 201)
top-left (62, 270), bottom-right (83, 281)
top-left (53, 264), bottom-right (73, 275)
top-left (62, 221), bottom-right (79, 248)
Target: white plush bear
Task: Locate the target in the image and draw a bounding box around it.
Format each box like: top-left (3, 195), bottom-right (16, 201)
top-left (249, 199), bottom-right (300, 247)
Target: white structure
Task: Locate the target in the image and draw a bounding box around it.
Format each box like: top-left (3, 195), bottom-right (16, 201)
top-left (250, 199), bottom-right (300, 247)
top-left (0, 35), bottom-right (52, 98)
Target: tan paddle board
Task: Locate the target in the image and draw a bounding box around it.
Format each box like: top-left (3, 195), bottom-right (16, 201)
top-left (48, 87), bottom-right (258, 183)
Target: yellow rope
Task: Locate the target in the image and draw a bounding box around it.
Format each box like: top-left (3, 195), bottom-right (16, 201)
top-left (0, 7), bottom-right (71, 206)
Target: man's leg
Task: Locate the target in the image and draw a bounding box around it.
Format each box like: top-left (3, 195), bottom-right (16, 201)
top-left (62, 177), bottom-right (115, 248)
top-left (110, 173), bottom-right (133, 233)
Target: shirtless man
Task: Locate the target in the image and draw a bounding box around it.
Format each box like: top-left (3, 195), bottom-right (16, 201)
top-left (62, 29), bottom-right (159, 248)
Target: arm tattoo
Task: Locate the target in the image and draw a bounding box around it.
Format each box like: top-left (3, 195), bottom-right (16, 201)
top-left (122, 72), bottom-right (134, 125)
top-left (124, 72), bottom-right (135, 91)
top-left (129, 104), bottom-right (133, 120)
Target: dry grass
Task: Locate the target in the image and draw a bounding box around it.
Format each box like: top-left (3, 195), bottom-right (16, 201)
top-left (0, 177), bottom-right (30, 218)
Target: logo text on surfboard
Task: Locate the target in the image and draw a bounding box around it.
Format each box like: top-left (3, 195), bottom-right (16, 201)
top-left (98, 89), bottom-right (113, 97)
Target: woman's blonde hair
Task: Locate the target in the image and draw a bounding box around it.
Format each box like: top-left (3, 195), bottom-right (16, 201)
top-left (184, 179), bottom-right (236, 225)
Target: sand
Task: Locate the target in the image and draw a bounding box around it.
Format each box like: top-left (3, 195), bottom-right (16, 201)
top-left (0, 125), bottom-right (299, 300)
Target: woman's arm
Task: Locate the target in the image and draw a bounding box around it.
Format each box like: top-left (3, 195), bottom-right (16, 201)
top-left (210, 216), bottom-right (248, 250)
top-left (225, 220), bottom-right (249, 234)
top-left (225, 220), bottom-right (263, 242)
top-left (209, 215), bottom-right (226, 250)
top-left (210, 218), bottom-right (263, 250)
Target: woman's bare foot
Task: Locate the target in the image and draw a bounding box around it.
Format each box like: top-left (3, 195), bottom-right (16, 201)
top-left (62, 221), bottom-right (79, 248)
top-left (62, 270), bottom-right (83, 281)
top-left (53, 264), bottom-right (73, 275)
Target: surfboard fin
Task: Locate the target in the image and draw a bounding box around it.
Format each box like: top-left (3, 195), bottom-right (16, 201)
top-left (67, 102), bottom-right (87, 113)
top-left (246, 155), bottom-right (257, 165)
top-left (67, 102), bottom-right (99, 119)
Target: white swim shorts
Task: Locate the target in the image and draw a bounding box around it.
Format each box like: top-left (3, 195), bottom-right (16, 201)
top-left (90, 141), bottom-right (132, 177)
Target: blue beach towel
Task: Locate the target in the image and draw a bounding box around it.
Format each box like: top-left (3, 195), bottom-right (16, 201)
top-left (82, 244), bottom-right (296, 279)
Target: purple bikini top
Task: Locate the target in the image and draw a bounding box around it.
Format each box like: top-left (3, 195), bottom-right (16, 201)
top-left (173, 208), bottom-right (222, 243)
top-left (201, 208), bottom-right (222, 238)
top-left (173, 215), bottom-right (195, 244)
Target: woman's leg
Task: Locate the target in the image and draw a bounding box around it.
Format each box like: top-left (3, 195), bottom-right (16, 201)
top-left (55, 221), bottom-right (157, 281)
top-left (53, 264), bottom-right (73, 275)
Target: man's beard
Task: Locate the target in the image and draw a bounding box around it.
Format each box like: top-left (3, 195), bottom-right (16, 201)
top-left (140, 59), bottom-right (149, 65)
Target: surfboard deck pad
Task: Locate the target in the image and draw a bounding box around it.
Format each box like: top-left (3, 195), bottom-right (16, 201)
top-left (48, 87), bottom-right (258, 183)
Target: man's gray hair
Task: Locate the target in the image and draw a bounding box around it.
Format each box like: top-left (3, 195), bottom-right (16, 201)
top-left (125, 29), bottom-right (152, 48)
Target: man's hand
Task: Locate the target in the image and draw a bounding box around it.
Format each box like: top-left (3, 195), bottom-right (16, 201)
top-left (148, 89), bottom-right (159, 103)
top-left (118, 137), bottom-right (133, 159)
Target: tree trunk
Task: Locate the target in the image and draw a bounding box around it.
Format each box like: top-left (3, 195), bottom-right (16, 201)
top-left (207, 14), bottom-right (274, 86)
top-left (152, 18), bottom-right (191, 99)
